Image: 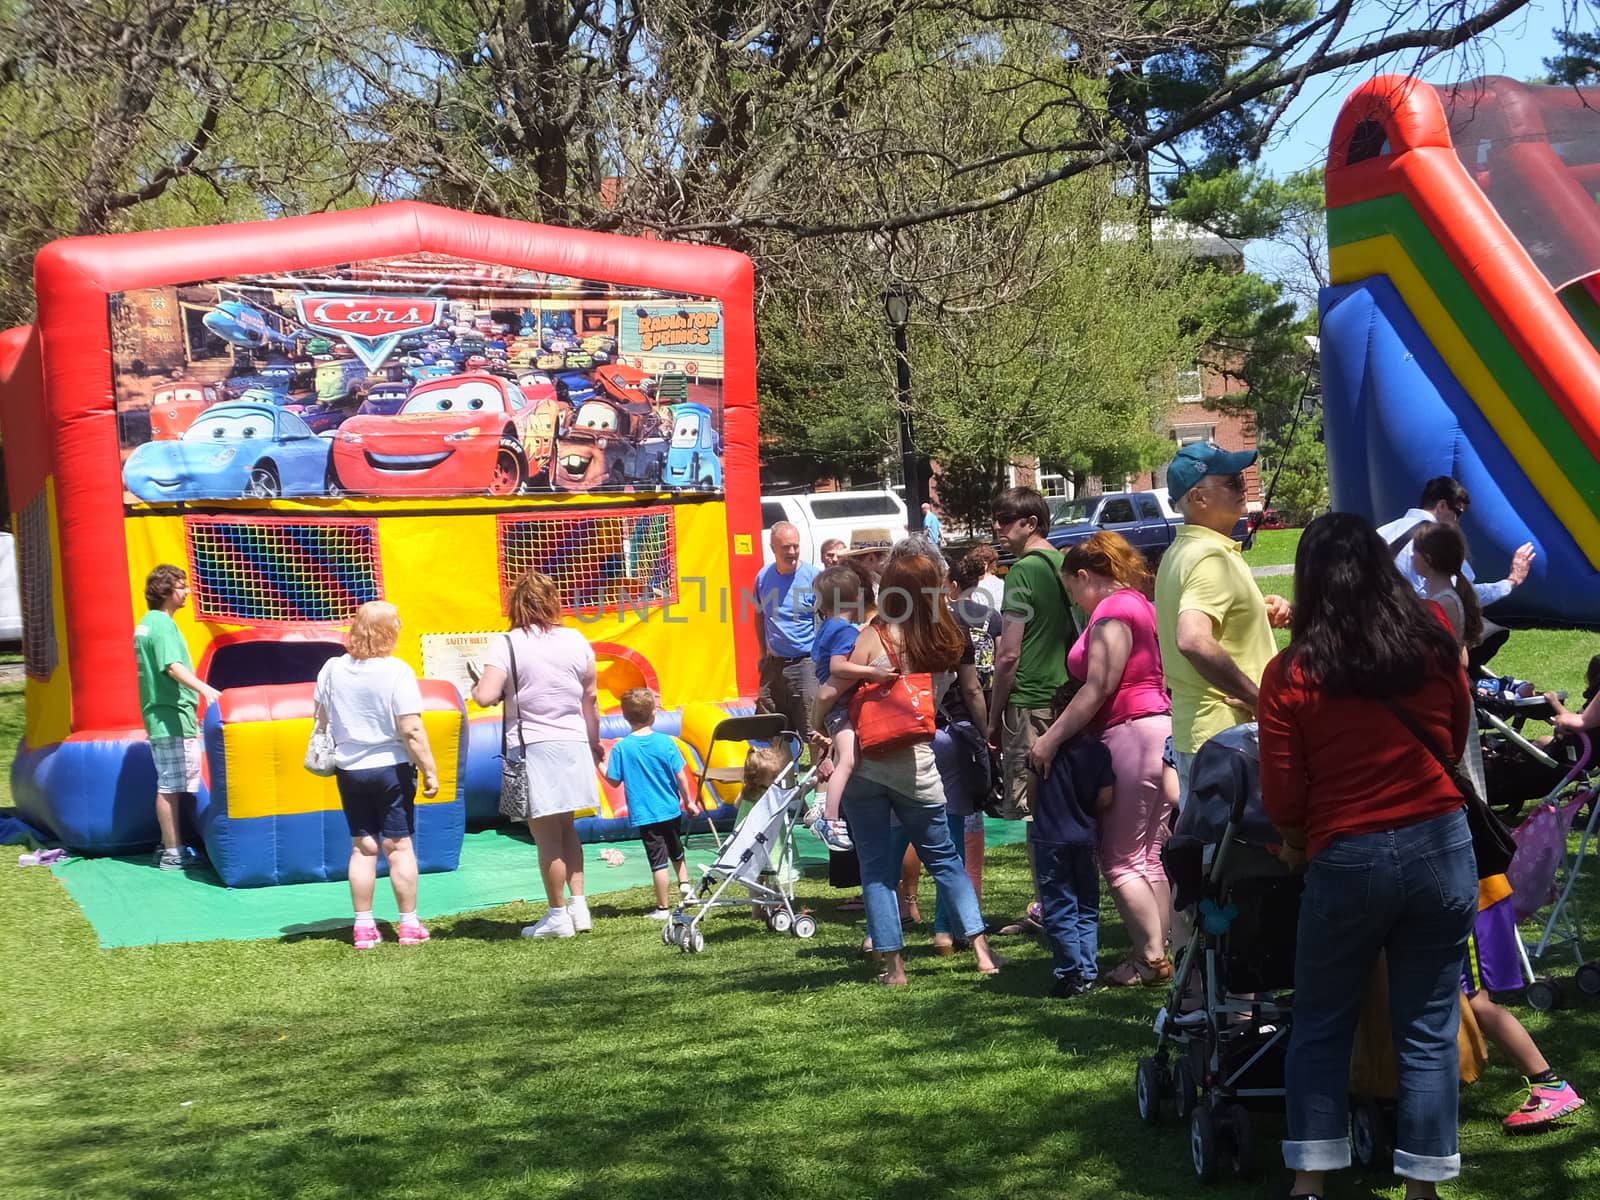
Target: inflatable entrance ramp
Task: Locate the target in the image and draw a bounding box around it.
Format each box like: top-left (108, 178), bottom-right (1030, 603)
top-left (1322, 76), bottom-right (1600, 627)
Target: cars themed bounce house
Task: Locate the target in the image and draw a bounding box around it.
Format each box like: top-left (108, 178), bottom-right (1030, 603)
top-left (0, 202), bottom-right (762, 885)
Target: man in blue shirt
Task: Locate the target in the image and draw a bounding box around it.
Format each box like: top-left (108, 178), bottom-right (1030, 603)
top-left (754, 521), bottom-right (820, 738)
top-left (921, 502), bottom-right (944, 545)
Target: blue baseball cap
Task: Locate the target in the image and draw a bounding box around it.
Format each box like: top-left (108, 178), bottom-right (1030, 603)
top-left (1166, 441), bottom-right (1258, 502)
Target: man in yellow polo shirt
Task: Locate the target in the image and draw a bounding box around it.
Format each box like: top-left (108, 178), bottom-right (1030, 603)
top-left (1155, 442), bottom-right (1291, 804)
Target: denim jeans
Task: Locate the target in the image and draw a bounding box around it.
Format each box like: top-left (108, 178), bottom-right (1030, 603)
top-left (842, 775), bottom-right (985, 953)
top-left (890, 807), bottom-right (967, 935)
top-left (1282, 808), bottom-right (1475, 1183)
top-left (1032, 839), bottom-right (1099, 981)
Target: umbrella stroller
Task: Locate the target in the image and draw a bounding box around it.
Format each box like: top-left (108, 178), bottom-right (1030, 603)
top-left (1505, 732), bottom-right (1600, 1010)
top-left (663, 756), bottom-right (820, 954)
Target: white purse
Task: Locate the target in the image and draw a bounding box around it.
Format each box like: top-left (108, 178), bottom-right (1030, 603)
top-left (305, 722), bottom-right (337, 777)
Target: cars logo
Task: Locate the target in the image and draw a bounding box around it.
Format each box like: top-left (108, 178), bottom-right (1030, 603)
top-left (292, 295), bottom-right (448, 371)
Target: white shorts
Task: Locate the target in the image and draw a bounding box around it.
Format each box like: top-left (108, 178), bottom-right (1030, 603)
top-left (151, 736), bottom-right (202, 794)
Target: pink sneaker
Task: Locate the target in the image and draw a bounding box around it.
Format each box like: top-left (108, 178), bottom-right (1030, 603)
top-left (353, 921), bottom-right (383, 950)
top-left (397, 919), bottom-right (431, 946)
top-left (1504, 1079), bottom-right (1585, 1131)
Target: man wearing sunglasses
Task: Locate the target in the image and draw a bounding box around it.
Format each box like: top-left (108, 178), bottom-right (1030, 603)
top-left (1155, 442), bottom-right (1289, 807)
top-left (1377, 476), bottom-right (1535, 672)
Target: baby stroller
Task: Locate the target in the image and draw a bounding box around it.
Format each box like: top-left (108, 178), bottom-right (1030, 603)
top-left (1136, 723), bottom-right (1301, 1182)
top-left (662, 753), bottom-right (820, 954)
top-left (1505, 731), bottom-right (1600, 1010)
top-left (1475, 686), bottom-right (1589, 821)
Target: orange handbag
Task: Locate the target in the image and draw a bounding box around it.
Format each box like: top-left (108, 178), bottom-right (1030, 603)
top-left (848, 633), bottom-right (937, 757)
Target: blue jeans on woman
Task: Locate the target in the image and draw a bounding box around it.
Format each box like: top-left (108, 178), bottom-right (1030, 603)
top-left (1283, 807), bottom-right (1476, 1183)
top-left (843, 774), bottom-right (985, 953)
top-left (890, 807), bottom-right (968, 936)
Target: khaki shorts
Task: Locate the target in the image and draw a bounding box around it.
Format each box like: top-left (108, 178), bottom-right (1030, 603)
top-left (999, 705), bottom-right (1055, 820)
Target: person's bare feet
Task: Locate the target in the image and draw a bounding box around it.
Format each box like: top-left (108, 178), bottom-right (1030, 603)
top-left (876, 950), bottom-right (908, 986)
top-left (972, 933), bottom-right (1006, 974)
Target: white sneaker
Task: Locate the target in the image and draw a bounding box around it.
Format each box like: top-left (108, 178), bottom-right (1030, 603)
top-left (569, 897), bottom-right (592, 933)
top-left (679, 884), bottom-right (699, 907)
top-left (647, 908), bottom-right (671, 921)
top-left (522, 909), bottom-right (575, 939)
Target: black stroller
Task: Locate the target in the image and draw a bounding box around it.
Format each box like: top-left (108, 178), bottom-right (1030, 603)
top-left (1135, 723), bottom-right (1302, 1182)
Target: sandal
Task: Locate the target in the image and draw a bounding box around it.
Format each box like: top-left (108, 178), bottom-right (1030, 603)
top-left (931, 934), bottom-right (955, 956)
top-left (1104, 953), bottom-right (1174, 988)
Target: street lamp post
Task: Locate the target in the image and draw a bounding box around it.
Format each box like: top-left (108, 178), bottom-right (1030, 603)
top-left (884, 285), bottom-right (925, 535)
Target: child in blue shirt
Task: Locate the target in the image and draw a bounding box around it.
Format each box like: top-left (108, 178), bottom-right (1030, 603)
top-left (807, 565), bottom-right (891, 852)
top-left (604, 688), bottom-right (700, 919)
top-left (1030, 734), bottom-right (1115, 997)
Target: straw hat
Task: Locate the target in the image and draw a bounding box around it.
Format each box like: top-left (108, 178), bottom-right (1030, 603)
top-left (841, 527), bottom-right (895, 557)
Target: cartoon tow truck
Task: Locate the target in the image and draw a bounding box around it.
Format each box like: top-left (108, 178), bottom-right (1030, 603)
top-left (123, 402), bottom-right (336, 501)
top-left (331, 373), bottom-right (560, 496)
top-left (551, 396), bottom-right (668, 492)
top-left (147, 380), bottom-right (226, 440)
top-left (662, 403), bottom-right (723, 491)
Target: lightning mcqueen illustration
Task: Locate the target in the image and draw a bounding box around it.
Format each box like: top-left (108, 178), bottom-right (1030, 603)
top-left (331, 373), bottom-right (560, 495)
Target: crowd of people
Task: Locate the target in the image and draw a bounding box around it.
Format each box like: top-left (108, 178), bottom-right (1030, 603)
top-left (131, 441), bottom-right (1585, 1194)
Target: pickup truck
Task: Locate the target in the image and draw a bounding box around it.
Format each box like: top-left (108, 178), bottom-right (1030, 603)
top-left (998, 490), bottom-right (1248, 568)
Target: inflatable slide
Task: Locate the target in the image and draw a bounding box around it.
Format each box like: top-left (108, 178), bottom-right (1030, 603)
top-left (1321, 75), bottom-right (1600, 626)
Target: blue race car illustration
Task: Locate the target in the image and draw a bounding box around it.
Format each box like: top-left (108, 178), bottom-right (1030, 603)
top-left (123, 402), bottom-right (337, 501)
top-left (663, 403), bottom-right (722, 490)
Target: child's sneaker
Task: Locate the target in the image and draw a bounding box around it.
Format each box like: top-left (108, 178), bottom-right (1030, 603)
top-left (522, 909), bottom-right (575, 939)
top-left (568, 897), bottom-right (592, 932)
top-left (397, 919), bottom-right (430, 945)
top-left (1504, 1079), bottom-right (1585, 1131)
top-left (353, 921), bottom-right (383, 950)
top-left (810, 817), bottom-right (853, 852)
top-left (155, 849), bottom-right (186, 871)
top-left (803, 801), bottom-right (825, 825)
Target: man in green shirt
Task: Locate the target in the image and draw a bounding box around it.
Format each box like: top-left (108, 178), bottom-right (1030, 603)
top-left (135, 565), bottom-right (220, 870)
top-left (987, 487), bottom-right (1074, 803)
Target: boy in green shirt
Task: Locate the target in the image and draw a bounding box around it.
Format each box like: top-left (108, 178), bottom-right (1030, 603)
top-left (135, 565), bottom-right (220, 870)
top-left (987, 487), bottom-right (1075, 932)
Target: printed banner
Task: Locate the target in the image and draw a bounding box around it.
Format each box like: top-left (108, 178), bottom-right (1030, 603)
top-left (110, 253), bottom-right (726, 504)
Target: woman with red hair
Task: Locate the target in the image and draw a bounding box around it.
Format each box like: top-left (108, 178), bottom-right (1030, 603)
top-left (1028, 531), bottom-right (1174, 989)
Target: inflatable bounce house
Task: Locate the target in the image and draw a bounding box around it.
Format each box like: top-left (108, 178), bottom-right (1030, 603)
top-left (0, 202), bottom-right (763, 884)
top-left (1321, 75), bottom-right (1600, 627)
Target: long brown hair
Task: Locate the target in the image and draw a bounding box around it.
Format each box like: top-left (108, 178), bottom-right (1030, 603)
top-left (876, 552), bottom-right (965, 672)
top-left (1060, 530), bottom-right (1151, 595)
top-left (1411, 522), bottom-right (1483, 647)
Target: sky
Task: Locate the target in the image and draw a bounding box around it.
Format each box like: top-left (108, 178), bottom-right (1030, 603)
top-left (1241, 0), bottom-right (1574, 278)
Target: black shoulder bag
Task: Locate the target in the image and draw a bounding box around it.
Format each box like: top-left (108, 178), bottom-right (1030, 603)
top-left (1383, 700), bottom-right (1515, 879)
top-left (499, 634), bottom-right (533, 821)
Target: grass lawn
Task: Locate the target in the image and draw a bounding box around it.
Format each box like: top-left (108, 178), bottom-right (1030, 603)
top-left (1242, 527), bottom-right (1302, 568)
top-left (4, 681), bottom-right (1600, 1197)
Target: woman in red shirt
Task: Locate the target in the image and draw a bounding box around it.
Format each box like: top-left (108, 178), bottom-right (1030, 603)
top-left (1258, 512), bottom-right (1475, 1200)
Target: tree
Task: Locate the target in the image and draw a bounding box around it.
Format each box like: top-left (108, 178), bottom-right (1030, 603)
top-left (0, 0), bottom-right (370, 330)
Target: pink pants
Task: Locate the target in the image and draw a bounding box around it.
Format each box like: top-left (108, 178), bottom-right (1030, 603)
top-left (1098, 714), bottom-right (1173, 889)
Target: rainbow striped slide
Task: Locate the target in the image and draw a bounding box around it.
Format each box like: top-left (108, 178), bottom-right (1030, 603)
top-left (1321, 75), bottom-right (1600, 626)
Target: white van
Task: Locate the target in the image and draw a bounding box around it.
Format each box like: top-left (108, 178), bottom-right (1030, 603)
top-left (759, 490), bottom-right (909, 566)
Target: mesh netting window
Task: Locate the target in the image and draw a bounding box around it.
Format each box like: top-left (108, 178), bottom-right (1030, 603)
top-left (17, 493), bottom-right (57, 678)
top-left (185, 517), bottom-right (382, 625)
top-left (499, 508), bottom-right (677, 613)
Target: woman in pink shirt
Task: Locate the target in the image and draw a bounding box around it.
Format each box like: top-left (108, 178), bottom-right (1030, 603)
top-left (1028, 532), bottom-right (1174, 987)
top-left (472, 572), bottom-right (604, 940)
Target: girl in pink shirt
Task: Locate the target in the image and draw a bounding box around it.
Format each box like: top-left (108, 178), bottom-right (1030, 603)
top-left (1027, 532), bottom-right (1173, 988)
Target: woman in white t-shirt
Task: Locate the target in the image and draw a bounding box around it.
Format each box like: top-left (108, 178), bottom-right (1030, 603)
top-left (472, 572), bottom-right (604, 940)
top-left (313, 601), bottom-right (440, 951)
